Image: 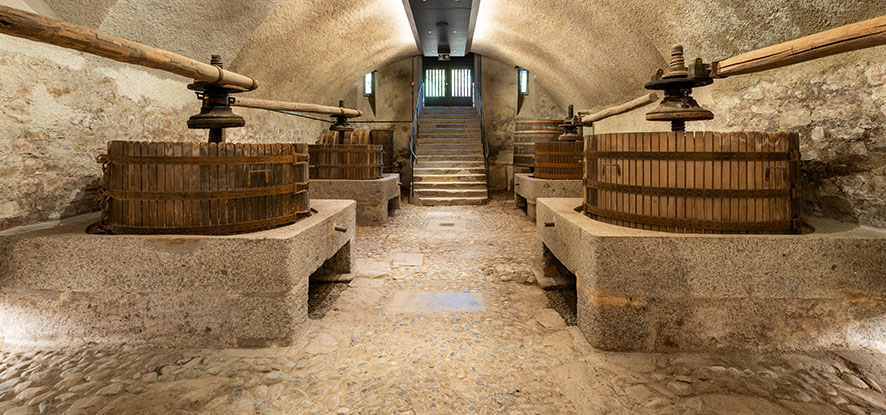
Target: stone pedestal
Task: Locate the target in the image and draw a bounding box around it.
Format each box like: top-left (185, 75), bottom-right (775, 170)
top-left (536, 197), bottom-right (886, 352)
top-left (309, 174), bottom-right (400, 225)
top-left (514, 173), bottom-right (582, 221)
top-left (0, 200), bottom-right (356, 349)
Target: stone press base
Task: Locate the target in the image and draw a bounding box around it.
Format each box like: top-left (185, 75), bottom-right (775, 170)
top-left (536, 197), bottom-right (886, 353)
top-left (308, 174), bottom-right (400, 225)
top-left (0, 200), bottom-right (356, 349)
top-left (514, 173), bottom-right (582, 221)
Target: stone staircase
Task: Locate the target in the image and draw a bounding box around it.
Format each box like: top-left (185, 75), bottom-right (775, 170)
top-left (413, 106), bottom-right (488, 206)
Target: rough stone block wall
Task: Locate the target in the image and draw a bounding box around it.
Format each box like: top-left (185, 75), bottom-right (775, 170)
top-left (0, 35), bottom-right (193, 230)
top-left (0, 34), bottom-right (326, 231)
top-left (344, 56), bottom-right (416, 178)
top-left (481, 56), bottom-right (564, 190)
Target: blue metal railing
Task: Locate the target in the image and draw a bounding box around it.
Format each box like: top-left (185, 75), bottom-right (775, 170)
top-left (409, 82), bottom-right (425, 200)
top-left (472, 83), bottom-right (488, 169)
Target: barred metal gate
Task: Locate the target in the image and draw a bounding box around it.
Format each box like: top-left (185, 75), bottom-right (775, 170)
top-left (423, 55), bottom-right (474, 106)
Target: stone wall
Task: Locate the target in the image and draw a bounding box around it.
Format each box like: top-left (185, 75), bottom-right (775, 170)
top-left (480, 56), bottom-right (565, 190)
top-left (0, 29), bottom-right (196, 230)
top-left (0, 27), bottom-right (329, 232)
top-left (344, 57), bottom-right (417, 175)
top-left (595, 49), bottom-right (886, 228)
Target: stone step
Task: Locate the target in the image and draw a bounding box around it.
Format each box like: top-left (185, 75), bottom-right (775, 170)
top-left (413, 166), bottom-right (486, 175)
top-left (418, 131), bottom-right (482, 136)
top-left (416, 139), bottom-right (482, 144)
top-left (418, 121), bottom-right (481, 127)
top-left (418, 118), bottom-right (479, 124)
top-left (418, 118), bottom-right (480, 123)
top-left (416, 149), bottom-right (485, 156)
top-left (415, 143), bottom-right (482, 149)
top-left (418, 131), bottom-right (482, 137)
top-left (420, 106), bottom-right (476, 113)
top-left (418, 124), bottom-right (481, 129)
top-left (413, 181), bottom-right (487, 190)
top-left (417, 137), bottom-right (482, 142)
top-left (413, 196), bottom-right (488, 206)
top-left (413, 161), bottom-right (486, 169)
top-left (415, 137), bottom-right (483, 146)
top-left (418, 111), bottom-right (480, 121)
top-left (412, 160), bottom-right (486, 169)
top-left (419, 132), bottom-right (482, 136)
top-left (414, 188), bottom-right (488, 198)
top-left (415, 173), bottom-right (486, 183)
top-left (417, 144), bottom-right (484, 151)
top-left (416, 149), bottom-right (484, 156)
top-left (419, 114), bottom-right (477, 118)
top-left (415, 155), bottom-right (485, 162)
top-left (416, 149), bottom-right (484, 155)
top-left (416, 138), bottom-right (481, 145)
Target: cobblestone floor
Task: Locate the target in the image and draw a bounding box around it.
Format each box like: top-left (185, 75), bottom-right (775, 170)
top-left (0, 193), bottom-right (884, 414)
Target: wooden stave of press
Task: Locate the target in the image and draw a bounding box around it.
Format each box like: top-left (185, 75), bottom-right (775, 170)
top-left (309, 144), bottom-right (384, 180)
top-left (318, 129), bottom-right (372, 145)
top-left (583, 131), bottom-right (800, 234)
top-left (99, 141), bottom-right (311, 235)
top-left (371, 129), bottom-right (395, 173)
top-left (533, 141), bottom-right (584, 180)
top-left (514, 119), bottom-right (564, 169)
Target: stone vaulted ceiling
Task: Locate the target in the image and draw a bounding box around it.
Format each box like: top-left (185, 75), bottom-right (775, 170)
top-left (34, 0), bottom-right (886, 110)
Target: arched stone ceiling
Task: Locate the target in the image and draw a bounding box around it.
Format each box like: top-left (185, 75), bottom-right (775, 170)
top-left (39, 0), bottom-right (419, 106)
top-left (27, 0), bottom-right (886, 111)
top-left (472, 0), bottom-right (886, 110)
top-left (229, 0), bottom-right (419, 105)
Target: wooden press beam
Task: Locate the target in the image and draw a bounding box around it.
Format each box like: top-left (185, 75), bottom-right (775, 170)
top-left (0, 5), bottom-right (259, 91)
top-left (232, 97), bottom-right (363, 118)
top-left (580, 93), bottom-right (659, 125)
top-left (711, 15), bottom-right (886, 78)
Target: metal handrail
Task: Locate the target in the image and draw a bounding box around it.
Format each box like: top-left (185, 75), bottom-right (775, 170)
top-left (410, 83), bottom-right (424, 162)
top-left (472, 83), bottom-right (488, 169)
top-left (409, 82), bottom-right (425, 200)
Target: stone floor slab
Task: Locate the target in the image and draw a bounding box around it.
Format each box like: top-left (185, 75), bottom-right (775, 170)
top-left (385, 292), bottom-right (486, 313)
top-left (427, 219), bottom-right (467, 231)
top-left (0, 194), bottom-right (883, 415)
top-left (348, 278), bottom-right (386, 289)
top-left (391, 253), bottom-right (424, 266)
